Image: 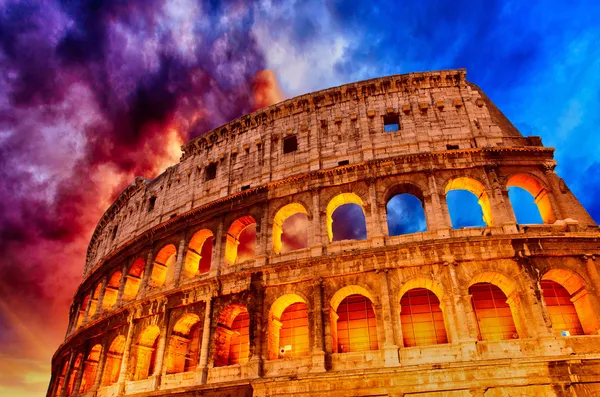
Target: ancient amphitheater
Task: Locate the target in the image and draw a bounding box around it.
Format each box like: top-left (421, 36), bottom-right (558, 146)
top-left (48, 69), bottom-right (600, 397)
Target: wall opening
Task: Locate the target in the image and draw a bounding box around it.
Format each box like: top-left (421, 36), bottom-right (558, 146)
top-left (88, 284), bottom-right (101, 318)
top-left (268, 294), bottom-right (309, 359)
top-left (123, 258), bottom-right (145, 301)
top-left (166, 314), bottom-right (202, 374)
top-left (225, 216), bottom-right (256, 264)
top-left (133, 326), bottom-right (160, 380)
top-left (469, 282), bottom-right (518, 341)
top-left (273, 203), bottom-right (309, 254)
top-left (66, 354), bottom-right (82, 396)
top-left (205, 163), bottom-right (217, 181)
top-left (335, 294), bottom-right (378, 353)
top-left (184, 229), bottom-right (214, 278)
top-left (214, 305), bottom-right (250, 367)
top-left (446, 177), bottom-right (492, 228)
top-left (400, 288), bottom-right (448, 347)
top-left (147, 196), bottom-right (156, 212)
top-left (79, 344), bottom-right (102, 393)
top-left (326, 193), bottom-right (367, 242)
top-left (101, 335), bottom-right (125, 386)
top-left (541, 280), bottom-right (584, 336)
top-left (283, 135), bottom-right (298, 154)
top-left (150, 244), bottom-right (177, 287)
top-left (383, 114), bottom-right (400, 132)
top-left (103, 270), bottom-right (122, 309)
top-left (507, 174), bottom-right (554, 224)
top-left (386, 193), bottom-right (427, 236)
top-left (508, 186), bottom-right (543, 224)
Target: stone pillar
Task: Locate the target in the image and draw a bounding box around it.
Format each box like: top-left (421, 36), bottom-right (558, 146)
top-left (308, 112), bottom-right (321, 172)
top-left (542, 166), bottom-right (566, 220)
top-left (378, 270), bottom-right (400, 366)
top-left (66, 302), bottom-right (80, 337)
top-left (581, 255), bottom-right (600, 332)
top-left (172, 236), bottom-right (187, 286)
top-left (247, 273), bottom-right (265, 378)
top-left (310, 278), bottom-right (326, 372)
top-left (117, 315), bottom-right (135, 387)
top-left (59, 351), bottom-right (76, 397)
top-left (71, 351), bottom-right (85, 396)
top-left (212, 221), bottom-right (224, 277)
top-left (446, 263), bottom-right (477, 341)
top-left (426, 172), bottom-right (452, 231)
top-left (520, 272), bottom-right (552, 337)
top-left (116, 263), bottom-right (128, 307)
top-left (197, 297), bottom-right (213, 384)
top-left (95, 275), bottom-right (109, 318)
top-left (82, 293), bottom-right (93, 326)
top-left (139, 250), bottom-right (154, 296)
top-left (367, 179), bottom-right (385, 247)
top-left (484, 166), bottom-right (517, 228)
top-left (255, 206), bottom-right (269, 266)
top-left (92, 343), bottom-right (108, 391)
top-left (309, 188), bottom-right (324, 256)
top-left (152, 324), bottom-right (168, 378)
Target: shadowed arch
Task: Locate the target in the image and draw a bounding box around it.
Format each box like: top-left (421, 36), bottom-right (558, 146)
top-left (133, 325), bottom-right (160, 380)
top-left (103, 270), bottom-right (122, 309)
top-left (184, 229), bottom-right (214, 277)
top-left (80, 344), bottom-right (102, 393)
top-left (123, 258), bottom-right (145, 301)
top-left (273, 203), bottom-right (309, 254)
top-left (214, 304), bottom-right (250, 367)
top-left (167, 313), bottom-right (202, 374)
top-left (225, 216), bottom-right (256, 264)
top-left (151, 244), bottom-right (177, 287)
top-left (101, 335), bottom-right (126, 386)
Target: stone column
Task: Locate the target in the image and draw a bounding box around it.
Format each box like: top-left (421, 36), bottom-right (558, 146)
top-left (59, 351), bottom-right (76, 397)
top-left (172, 236), bottom-right (187, 286)
top-left (310, 278), bottom-right (326, 372)
top-left (71, 351), bottom-right (85, 396)
top-left (309, 188), bottom-right (324, 256)
top-left (446, 263), bottom-right (477, 341)
top-left (367, 179), bottom-right (385, 247)
top-left (82, 293), bottom-right (93, 326)
top-left (484, 166), bottom-right (517, 228)
top-left (117, 315), bottom-right (135, 387)
top-left (95, 275), bottom-right (109, 318)
top-left (212, 221), bottom-right (224, 277)
top-left (426, 172), bottom-right (452, 231)
top-left (247, 274), bottom-right (265, 378)
top-left (378, 270), bottom-right (400, 366)
top-left (152, 323), bottom-right (168, 379)
top-left (139, 250), bottom-right (154, 296)
top-left (255, 206), bottom-right (269, 267)
top-left (197, 297), bottom-right (213, 384)
top-left (66, 302), bottom-right (80, 337)
top-left (581, 255), bottom-right (600, 332)
top-left (116, 263), bottom-right (128, 307)
top-left (519, 270), bottom-right (552, 337)
top-left (542, 166), bottom-right (566, 220)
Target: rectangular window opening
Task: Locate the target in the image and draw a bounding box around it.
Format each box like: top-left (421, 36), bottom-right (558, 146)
top-left (283, 135), bottom-right (298, 154)
top-left (205, 163), bottom-right (217, 181)
top-left (383, 114), bottom-right (400, 132)
top-left (148, 196), bottom-right (157, 212)
top-left (446, 144), bottom-right (459, 150)
top-left (338, 160), bottom-right (350, 166)
top-left (241, 185), bottom-right (251, 191)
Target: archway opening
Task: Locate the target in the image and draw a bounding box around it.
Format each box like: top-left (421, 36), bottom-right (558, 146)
top-left (326, 193), bottom-right (367, 242)
top-left (54, 359), bottom-right (69, 396)
top-left (88, 284), bottom-right (101, 318)
top-left (541, 280), bottom-right (584, 336)
top-left (123, 258), bottom-right (145, 301)
top-left (184, 229), bottom-right (214, 278)
top-left (273, 203), bottom-right (309, 254)
top-left (335, 294), bottom-right (378, 353)
top-left (508, 186), bottom-right (543, 224)
top-left (387, 194), bottom-right (427, 236)
top-left (101, 335), bottom-right (125, 386)
top-left (166, 313), bottom-right (202, 374)
top-left (400, 288), bottom-right (447, 347)
top-left (214, 305), bottom-right (250, 367)
top-left (150, 244), bottom-right (177, 287)
top-left (469, 282), bottom-right (518, 341)
top-left (268, 294), bottom-right (309, 359)
top-left (446, 177), bottom-right (492, 228)
top-left (66, 354), bottom-right (82, 396)
top-left (133, 326), bottom-right (160, 380)
top-left (103, 271), bottom-right (122, 309)
top-left (225, 216), bottom-right (256, 264)
top-left (80, 344), bottom-right (102, 393)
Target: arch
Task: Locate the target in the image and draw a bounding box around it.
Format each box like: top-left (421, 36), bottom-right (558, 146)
top-left (273, 203), bottom-right (309, 254)
top-left (54, 359), bottom-right (69, 396)
top-left (76, 294), bottom-right (90, 329)
top-left (507, 173), bottom-right (556, 224)
top-left (184, 229), bottom-right (214, 278)
top-left (542, 269), bottom-right (598, 335)
top-left (80, 344), bottom-right (102, 393)
top-left (326, 193), bottom-right (367, 242)
top-left (123, 258), bottom-right (145, 301)
top-left (468, 271), bottom-right (519, 298)
top-left (214, 304), bottom-right (250, 367)
top-left (101, 335), bottom-right (126, 386)
top-left (66, 353), bottom-right (82, 396)
top-left (133, 325), bottom-right (160, 380)
top-left (398, 278), bottom-right (445, 304)
top-left (267, 294), bottom-right (309, 359)
top-left (88, 284), bottom-right (102, 318)
top-left (445, 177), bottom-right (493, 227)
top-left (334, 294), bottom-right (378, 353)
top-left (103, 270), bottom-right (122, 309)
top-left (330, 285), bottom-right (376, 311)
top-left (386, 188), bottom-right (427, 236)
top-left (400, 288), bottom-right (448, 347)
top-left (469, 282), bottom-right (518, 341)
top-left (166, 313), bottom-right (202, 374)
top-left (150, 244), bottom-right (177, 287)
top-left (225, 216), bottom-right (256, 265)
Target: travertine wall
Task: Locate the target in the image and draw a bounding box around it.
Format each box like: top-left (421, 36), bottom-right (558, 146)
top-left (49, 69), bottom-right (600, 397)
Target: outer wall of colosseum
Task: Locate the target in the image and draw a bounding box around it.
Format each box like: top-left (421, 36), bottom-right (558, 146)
top-left (48, 69), bottom-right (600, 397)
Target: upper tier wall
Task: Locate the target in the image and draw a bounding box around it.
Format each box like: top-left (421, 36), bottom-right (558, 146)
top-left (84, 69), bottom-right (537, 276)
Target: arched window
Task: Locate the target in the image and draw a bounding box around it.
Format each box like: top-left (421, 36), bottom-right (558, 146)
top-left (335, 294), bottom-right (378, 353)
top-left (150, 244), bottom-right (177, 287)
top-left (469, 282), bottom-right (518, 341)
top-left (123, 258), bottom-right (145, 301)
top-left (386, 193), bottom-right (427, 236)
top-left (80, 344), bottom-right (102, 393)
top-left (88, 284), bottom-right (101, 318)
top-left (102, 270), bottom-right (122, 309)
top-left (541, 280), bottom-right (584, 336)
top-left (273, 203), bottom-right (309, 254)
top-left (166, 314), bottom-right (202, 374)
top-left (268, 294), bottom-right (309, 359)
top-left (327, 193), bottom-right (367, 242)
top-left (133, 326), bottom-right (160, 380)
top-left (507, 173), bottom-right (555, 224)
top-left (445, 177), bottom-right (492, 228)
top-left (54, 359), bottom-right (69, 396)
top-left (214, 305), bottom-right (250, 367)
top-left (400, 288), bottom-right (447, 347)
top-left (66, 353), bottom-right (82, 396)
top-left (184, 229), bottom-right (214, 278)
top-left (101, 335), bottom-right (125, 386)
top-left (76, 295), bottom-right (90, 329)
top-left (225, 216), bottom-right (256, 264)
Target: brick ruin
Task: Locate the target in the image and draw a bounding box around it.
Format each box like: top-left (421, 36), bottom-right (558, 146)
top-left (48, 69), bottom-right (600, 397)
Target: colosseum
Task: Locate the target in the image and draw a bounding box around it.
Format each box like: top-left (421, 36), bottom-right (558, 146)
top-left (48, 69), bottom-right (600, 397)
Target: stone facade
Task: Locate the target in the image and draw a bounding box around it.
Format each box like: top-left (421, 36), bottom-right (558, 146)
top-left (48, 69), bottom-right (600, 397)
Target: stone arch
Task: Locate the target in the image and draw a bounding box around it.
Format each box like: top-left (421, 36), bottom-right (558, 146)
top-left (66, 353), bottom-right (82, 396)
top-left (467, 272), bottom-right (522, 341)
top-left (542, 268), bottom-right (599, 335)
top-left (101, 335), bottom-right (126, 386)
top-left (399, 284), bottom-right (449, 347)
top-left (267, 294), bottom-right (309, 359)
top-left (79, 344), bottom-right (102, 393)
top-left (385, 183), bottom-right (428, 236)
top-left (330, 285), bottom-right (378, 353)
top-left (123, 258), bottom-right (145, 301)
top-left (133, 325), bottom-right (160, 380)
top-left (214, 304), bottom-right (250, 367)
top-left (326, 192), bottom-right (367, 242)
top-left (225, 216), bottom-right (256, 265)
top-left (150, 244), bottom-right (177, 287)
top-left (507, 173), bottom-right (556, 224)
top-left (103, 270), bottom-right (122, 309)
top-left (272, 203), bottom-right (309, 254)
top-left (445, 176), bottom-right (493, 227)
top-left (76, 294), bottom-right (90, 329)
top-left (88, 283), bottom-right (102, 318)
top-left (184, 229), bottom-right (214, 278)
top-left (167, 313), bottom-right (202, 374)
top-left (54, 358), bottom-right (69, 396)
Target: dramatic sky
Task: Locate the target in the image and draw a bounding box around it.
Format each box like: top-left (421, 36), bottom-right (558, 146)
top-left (2, 0), bottom-right (600, 395)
